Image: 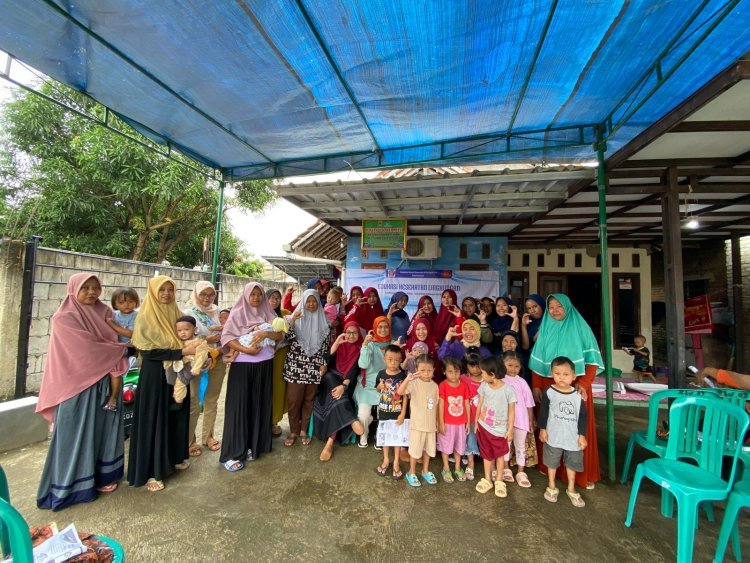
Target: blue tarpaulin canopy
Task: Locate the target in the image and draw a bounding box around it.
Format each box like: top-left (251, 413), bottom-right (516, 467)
top-left (1, 0), bottom-right (750, 179)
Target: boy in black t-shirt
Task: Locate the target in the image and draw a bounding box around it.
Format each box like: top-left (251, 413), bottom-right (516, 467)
top-left (375, 344), bottom-right (408, 480)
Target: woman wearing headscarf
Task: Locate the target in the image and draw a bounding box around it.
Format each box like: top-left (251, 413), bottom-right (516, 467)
top-left (386, 291), bottom-right (410, 344)
top-left (283, 289), bottom-right (334, 447)
top-left (267, 287), bottom-right (290, 437)
top-left (438, 319), bottom-right (490, 362)
top-left (182, 281), bottom-right (225, 456)
top-left (128, 275), bottom-right (197, 492)
top-left (529, 293), bottom-right (603, 489)
top-left (356, 316), bottom-right (392, 448)
top-left (409, 295), bottom-right (438, 328)
top-left (432, 289), bottom-right (459, 343)
top-left (313, 321), bottom-right (366, 461)
top-left (344, 286), bottom-right (384, 332)
top-left (36, 273), bottom-right (129, 510)
top-left (403, 317), bottom-right (442, 379)
top-left (344, 285), bottom-right (363, 315)
top-left (520, 294), bottom-right (545, 352)
top-left (219, 282), bottom-right (282, 471)
top-left (479, 296), bottom-right (519, 354)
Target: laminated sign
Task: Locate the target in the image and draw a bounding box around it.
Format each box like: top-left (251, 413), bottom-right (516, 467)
top-left (361, 219), bottom-right (407, 250)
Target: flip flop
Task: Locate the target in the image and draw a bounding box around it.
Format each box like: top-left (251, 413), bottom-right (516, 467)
top-left (392, 469), bottom-right (403, 480)
top-left (222, 460), bottom-right (244, 472)
top-left (567, 490), bottom-right (586, 507)
top-left (189, 444), bottom-right (203, 457)
top-left (271, 425), bottom-right (283, 437)
top-left (300, 435), bottom-right (312, 446)
top-left (284, 435), bottom-right (298, 447)
top-left (454, 468), bottom-right (466, 482)
top-left (175, 460), bottom-right (190, 470)
top-left (376, 464), bottom-right (390, 476)
top-left (96, 483), bottom-right (118, 494)
top-left (205, 438), bottom-right (221, 451)
top-left (145, 478), bottom-right (165, 492)
top-left (441, 469), bottom-right (454, 483)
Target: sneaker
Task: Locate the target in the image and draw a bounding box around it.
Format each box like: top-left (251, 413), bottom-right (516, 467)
top-left (358, 437), bottom-right (368, 449)
top-left (373, 444), bottom-right (382, 451)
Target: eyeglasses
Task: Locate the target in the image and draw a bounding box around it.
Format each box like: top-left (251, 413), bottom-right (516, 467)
top-left (344, 330), bottom-right (359, 335)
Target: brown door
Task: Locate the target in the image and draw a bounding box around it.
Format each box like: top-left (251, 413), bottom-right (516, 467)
top-left (538, 274), bottom-right (567, 296)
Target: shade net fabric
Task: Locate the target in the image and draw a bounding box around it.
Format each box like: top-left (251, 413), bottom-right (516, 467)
top-left (1, 0), bottom-right (749, 178)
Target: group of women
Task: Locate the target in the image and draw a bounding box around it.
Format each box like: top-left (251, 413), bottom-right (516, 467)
top-left (35, 273), bottom-right (602, 511)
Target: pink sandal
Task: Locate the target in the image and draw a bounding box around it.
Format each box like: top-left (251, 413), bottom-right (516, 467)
top-left (516, 472), bottom-right (531, 488)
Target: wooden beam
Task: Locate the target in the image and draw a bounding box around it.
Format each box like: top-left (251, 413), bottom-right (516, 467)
top-left (671, 120), bottom-right (750, 133)
top-left (617, 157), bottom-right (734, 168)
top-left (662, 168), bottom-right (686, 389)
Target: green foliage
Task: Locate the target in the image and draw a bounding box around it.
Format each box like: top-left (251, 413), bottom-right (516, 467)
top-left (223, 254), bottom-right (265, 278)
top-left (0, 81), bottom-right (277, 268)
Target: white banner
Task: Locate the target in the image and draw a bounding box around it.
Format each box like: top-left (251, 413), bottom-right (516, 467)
top-left (345, 269), bottom-right (500, 316)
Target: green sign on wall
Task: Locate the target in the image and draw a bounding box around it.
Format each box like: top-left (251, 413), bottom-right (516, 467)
top-left (361, 218), bottom-right (407, 250)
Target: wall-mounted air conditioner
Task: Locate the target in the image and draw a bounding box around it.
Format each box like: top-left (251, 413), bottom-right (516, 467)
top-left (401, 236), bottom-right (441, 260)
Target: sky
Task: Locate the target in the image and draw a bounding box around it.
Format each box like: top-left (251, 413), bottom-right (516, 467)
top-left (0, 51), bottom-right (320, 259)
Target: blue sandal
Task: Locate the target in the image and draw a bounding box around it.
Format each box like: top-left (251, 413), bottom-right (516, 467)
top-left (222, 460), bottom-right (244, 472)
top-left (421, 471), bottom-right (438, 485)
top-left (405, 473), bottom-right (421, 487)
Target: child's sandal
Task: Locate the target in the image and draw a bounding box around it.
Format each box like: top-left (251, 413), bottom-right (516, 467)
top-left (494, 480), bottom-right (508, 498)
top-left (375, 464), bottom-right (389, 477)
top-left (405, 473), bottom-right (421, 487)
top-left (544, 486), bottom-right (559, 503)
top-left (475, 477), bottom-right (493, 494)
top-left (516, 472), bottom-right (531, 488)
top-left (464, 467), bottom-right (475, 481)
top-left (392, 469), bottom-right (403, 481)
top-left (441, 469), bottom-right (454, 483)
top-left (454, 468), bottom-right (466, 482)
top-left (566, 490), bottom-right (586, 508)
top-left (502, 468), bottom-right (514, 483)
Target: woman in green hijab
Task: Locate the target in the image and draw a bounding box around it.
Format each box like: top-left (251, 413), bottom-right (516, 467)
top-left (529, 293), bottom-right (603, 489)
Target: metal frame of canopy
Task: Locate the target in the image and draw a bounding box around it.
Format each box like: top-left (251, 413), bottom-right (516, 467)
top-left (1, 0), bottom-right (745, 481)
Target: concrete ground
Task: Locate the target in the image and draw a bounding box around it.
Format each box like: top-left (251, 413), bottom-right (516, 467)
top-left (1, 390), bottom-right (748, 562)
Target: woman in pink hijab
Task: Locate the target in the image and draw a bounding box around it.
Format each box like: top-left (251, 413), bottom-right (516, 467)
top-left (36, 273), bottom-right (129, 511)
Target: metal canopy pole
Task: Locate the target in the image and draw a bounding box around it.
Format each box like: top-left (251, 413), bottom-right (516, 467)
top-left (595, 129), bottom-right (616, 481)
top-left (211, 176), bottom-right (225, 285)
top-left (662, 168), bottom-right (686, 388)
top-left (731, 234), bottom-right (746, 372)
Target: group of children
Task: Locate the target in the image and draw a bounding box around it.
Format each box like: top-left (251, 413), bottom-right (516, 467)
top-left (372, 346), bottom-right (590, 507)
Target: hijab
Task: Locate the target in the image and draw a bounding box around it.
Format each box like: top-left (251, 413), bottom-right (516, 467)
top-left (294, 289), bottom-right (331, 356)
top-left (36, 273), bottom-right (128, 422)
top-left (405, 317), bottom-right (438, 357)
top-left (131, 275), bottom-right (182, 350)
top-left (461, 319), bottom-right (482, 347)
top-left (433, 289), bottom-right (458, 342)
top-left (266, 288), bottom-right (283, 317)
top-left (387, 291), bottom-right (410, 343)
top-left (528, 293), bottom-right (604, 377)
top-left (371, 315), bottom-right (391, 345)
top-left (345, 285), bottom-right (363, 313)
top-left (306, 278), bottom-right (320, 290)
top-left (335, 320), bottom-right (363, 375)
top-left (186, 280), bottom-right (218, 316)
top-left (524, 293), bottom-right (546, 346)
top-left (347, 286), bottom-right (384, 332)
top-left (490, 296), bottom-right (514, 334)
top-left (412, 295), bottom-right (438, 327)
top-left (500, 330), bottom-right (520, 352)
top-left (221, 282), bottom-right (278, 354)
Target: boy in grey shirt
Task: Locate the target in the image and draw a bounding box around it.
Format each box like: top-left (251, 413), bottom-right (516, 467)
top-left (538, 356), bottom-right (588, 508)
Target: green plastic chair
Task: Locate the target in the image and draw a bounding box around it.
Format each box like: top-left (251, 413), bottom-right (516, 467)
top-left (624, 396), bottom-right (749, 563)
top-left (713, 449), bottom-right (750, 562)
top-left (0, 465), bottom-right (125, 562)
top-left (621, 388), bottom-right (750, 484)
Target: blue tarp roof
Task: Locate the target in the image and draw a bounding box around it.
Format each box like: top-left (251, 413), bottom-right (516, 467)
top-left (2, 0), bottom-right (750, 179)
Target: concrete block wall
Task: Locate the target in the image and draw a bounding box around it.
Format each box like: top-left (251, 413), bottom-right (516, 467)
top-left (0, 244), bottom-right (289, 399)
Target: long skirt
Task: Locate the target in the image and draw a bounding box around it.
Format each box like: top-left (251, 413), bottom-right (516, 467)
top-left (313, 369), bottom-right (358, 444)
top-left (220, 359), bottom-right (273, 463)
top-left (127, 358), bottom-right (190, 487)
top-left (271, 347), bottom-right (289, 426)
top-left (533, 365), bottom-right (601, 487)
top-left (37, 376), bottom-right (124, 511)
